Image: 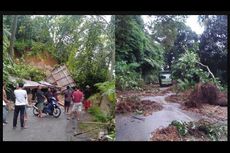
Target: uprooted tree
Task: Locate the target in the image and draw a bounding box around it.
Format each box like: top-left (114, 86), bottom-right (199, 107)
top-left (186, 82), bottom-right (227, 107)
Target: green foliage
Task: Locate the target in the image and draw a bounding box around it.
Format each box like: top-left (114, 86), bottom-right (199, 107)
top-left (176, 79), bottom-right (192, 91)
top-left (10, 63), bottom-right (46, 81)
top-left (88, 106), bottom-right (108, 122)
top-left (29, 41), bottom-right (47, 56)
top-left (199, 15), bottom-right (227, 84)
top-left (171, 120), bottom-right (189, 136)
top-left (172, 48), bottom-right (221, 91)
top-left (115, 15), bottom-right (145, 63)
top-left (116, 61), bottom-right (144, 90)
top-left (3, 24), bottom-right (13, 84)
top-left (94, 80), bottom-right (115, 103)
top-left (14, 40), bottom-right (32, 56)
top-left (115, 15), bottom-right (165, 89)
top-left (171, 120), bottom-right (227, 141)
top-left (66, 16), bottom-right (114, 94)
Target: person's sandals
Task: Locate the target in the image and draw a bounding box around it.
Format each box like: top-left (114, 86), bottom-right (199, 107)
top-left (21, 126), bottom-right (28, 129)
top-left (4, 121), bottom-right (8, 124)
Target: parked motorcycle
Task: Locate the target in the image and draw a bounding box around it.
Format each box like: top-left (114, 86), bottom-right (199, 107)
top-left (33, 97), bottom-right (61, 118)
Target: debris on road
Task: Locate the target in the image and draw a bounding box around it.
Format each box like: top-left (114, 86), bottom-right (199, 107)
top-left (151, 119), bottom-right (227, 141)
top-left (131, 115), bottom-right (145, 121)
top-left (116, 96), bottom-right (163, 115)
top-left (151, 125), bottom-right (181, 141)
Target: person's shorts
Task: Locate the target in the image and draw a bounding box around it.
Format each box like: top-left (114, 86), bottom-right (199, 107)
top-left (37, 102), bottom-right (44, 111)
top-left (64, 100), bottom-right (71, 107)
top-left (72, 103), bottom-right (83, 112)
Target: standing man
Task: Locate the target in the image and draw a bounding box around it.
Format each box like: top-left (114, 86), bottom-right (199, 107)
top-left (3, 82), bottom-right (10, 125)
top-left (13, 83), bottom-right (28, 129)
top-left (64, 86), bottom-right (73, 114)
top-left (72, 86), bottom-right (84, 121)
top-left (36, 86), bottom-right (46, 118)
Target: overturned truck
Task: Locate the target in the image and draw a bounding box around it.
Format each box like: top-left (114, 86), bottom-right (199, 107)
top-left (46, 65), bottom-right (76, 92)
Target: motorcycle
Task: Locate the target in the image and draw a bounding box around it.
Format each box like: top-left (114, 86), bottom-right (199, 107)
top-left (33, 97), bottom-right (61, 118)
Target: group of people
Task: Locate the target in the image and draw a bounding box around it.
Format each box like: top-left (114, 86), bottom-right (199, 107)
top-left (63, 85), bottom-right (86, 121)
top-left (36, 86), bottom-right (59, 118)
top-left (3, 82), bottom-right (90, 131)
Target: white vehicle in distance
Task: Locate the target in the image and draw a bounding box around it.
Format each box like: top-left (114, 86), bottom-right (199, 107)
top-left (159, 70), bottom-right (172, 87)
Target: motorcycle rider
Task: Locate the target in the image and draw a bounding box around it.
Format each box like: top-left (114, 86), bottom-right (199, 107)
top-left (47, 88), bottom-right (59, 113)
top-left (45, 87), bottom-right (54, 114)
top-left (45, 87), bottom-right (53, 103)
top-left (36, 86), bottom-right (46, 118)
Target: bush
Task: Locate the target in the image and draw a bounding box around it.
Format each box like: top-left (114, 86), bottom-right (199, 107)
top-left (172, 49), bottom-right (223, 91)
top-left (88, 106), bottom-right (108, 122)
top-left (170, 120), bottom-right (227, 141)
top-left (14, 40), bottom-right (32, 55)
top-left (29, 41), bottom-right (46, 56)
top-left (10, 63), bottom-right (46, 81)
top-left (116, 61), bottom-right (144, 90)
top-left (94, 80), bottom-right (115, 104)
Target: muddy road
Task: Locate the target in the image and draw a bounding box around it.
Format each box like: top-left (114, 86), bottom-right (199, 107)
top-left (115, 88), bottom-right (204, 141)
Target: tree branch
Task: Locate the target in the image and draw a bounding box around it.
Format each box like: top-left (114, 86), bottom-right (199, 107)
top-left (196, 61), bottom-right (215, 80)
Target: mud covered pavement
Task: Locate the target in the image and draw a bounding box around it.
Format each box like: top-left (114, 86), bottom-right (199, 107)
top-left (115, 85), bottom-right (227, 141)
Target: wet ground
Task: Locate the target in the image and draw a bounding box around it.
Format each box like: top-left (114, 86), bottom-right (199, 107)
top-left (115, 92), bottom-right (203, 141)
top-left (3, 106), bottom-right (90, 141)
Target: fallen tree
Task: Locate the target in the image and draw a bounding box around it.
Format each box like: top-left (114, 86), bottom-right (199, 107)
top-left (185, 83), bottom-right (227, 107)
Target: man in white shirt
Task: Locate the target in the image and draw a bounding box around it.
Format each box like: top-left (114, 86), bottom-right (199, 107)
top-left (13, 83), bottom-right (28, 129)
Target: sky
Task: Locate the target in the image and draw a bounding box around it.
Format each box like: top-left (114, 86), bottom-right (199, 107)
top-left (185, 15), bottom-right (204, 35)
top-left (142, 15), bottom-right (204, 35)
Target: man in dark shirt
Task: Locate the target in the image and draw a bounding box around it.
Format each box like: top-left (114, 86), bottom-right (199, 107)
top-left (64, 86), bottom-right (73, 114)
top-left (45, 87), bottom-right (53, 103)
top-left (36, 86), bottom-right (46, 117)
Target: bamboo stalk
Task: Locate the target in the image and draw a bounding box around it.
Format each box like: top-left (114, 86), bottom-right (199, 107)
top-left (80, 121), bottom-right (109, 125)
top-left (74, 127), bottom-right (100, 136)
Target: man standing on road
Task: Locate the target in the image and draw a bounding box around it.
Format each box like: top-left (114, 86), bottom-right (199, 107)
top-left (71, 86), bottom-right (84, 132)
top-left (36, 86), bottom-right (46, 118)
top-left (13, 83), bottom-right (28, 129)
top-left (64, 86), bottom-right (73, 114)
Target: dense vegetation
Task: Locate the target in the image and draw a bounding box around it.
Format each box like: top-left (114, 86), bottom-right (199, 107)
top-left (115, 16), bottom-right (164, 90)
top-left (3, 15), bottom-right (115, 93)
top-left (115, 15), bottom-right (227, 91)
top-left (3, 15), bottom-right (115, 139)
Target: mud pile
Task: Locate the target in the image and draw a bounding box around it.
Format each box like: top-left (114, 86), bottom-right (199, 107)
top-left (116, 96), bottom-right (163, 115)
top-left (186, 83), bottom-right (227, 107)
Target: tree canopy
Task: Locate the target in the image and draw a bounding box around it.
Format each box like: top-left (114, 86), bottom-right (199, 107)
top-left (115, 15), bottom-right (227, 91)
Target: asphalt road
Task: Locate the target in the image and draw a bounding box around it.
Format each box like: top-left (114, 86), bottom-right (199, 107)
top-left (115, 92), bottom-right (202, 141)
top-left (3, 106), bottom-right (90, 141)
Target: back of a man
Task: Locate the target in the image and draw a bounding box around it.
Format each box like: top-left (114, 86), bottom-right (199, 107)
top-left (72, 89), bottom-right (84, 103)
top-left (64, 86), bottom-right (73, 114)
top-left (71, 87), bottom-right (84, 126)
top-left (14, 88), bottom-right (27, 106)
top-left (13, 83), bottom-right (28, 129)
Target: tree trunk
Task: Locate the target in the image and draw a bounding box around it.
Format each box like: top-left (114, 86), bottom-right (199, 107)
top-left (110, 48), bottom-right (115, 80)
top-left (9, 15), bottom-right (18, 59)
